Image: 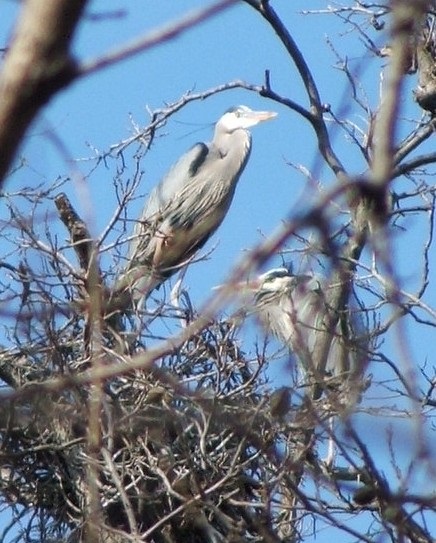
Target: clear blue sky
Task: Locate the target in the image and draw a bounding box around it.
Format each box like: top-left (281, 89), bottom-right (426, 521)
top-left (1, 1), bottom-right (435, 540)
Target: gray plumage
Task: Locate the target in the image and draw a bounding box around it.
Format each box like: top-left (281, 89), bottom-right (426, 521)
top-left (112, 106), bottom-right (277, 311)
top-left (250, 268), bottom-right (368, 397)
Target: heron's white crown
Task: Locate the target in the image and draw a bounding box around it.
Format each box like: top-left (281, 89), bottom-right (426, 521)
top-left (257, 268), bottom-right (294, 292)
top-left (219, 105), bottom-right (277, 132)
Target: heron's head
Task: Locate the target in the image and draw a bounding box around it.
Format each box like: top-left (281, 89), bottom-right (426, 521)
top-left (246, 268), bottom-right (314, 302)
top-left (255, 268), bottom-right (297, 294)
top-left (218, 105), bottom-right (277, 133)
top-left (212, 268), bottom-right (291, 298)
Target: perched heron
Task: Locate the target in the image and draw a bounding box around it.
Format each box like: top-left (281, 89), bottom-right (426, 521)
top-left (246, 268), bottom-right (368, 399)
top-left (111, 105), bottom-right (277, 312)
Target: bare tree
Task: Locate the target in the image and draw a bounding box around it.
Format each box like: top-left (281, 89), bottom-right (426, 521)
top-left (0, 1), bottom-right (435, 542)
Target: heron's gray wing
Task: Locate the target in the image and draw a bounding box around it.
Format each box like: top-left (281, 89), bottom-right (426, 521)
top-left (127, 143), bottom-right (209, 263)
top-left (140, 142), bottom-right (209, 220)
top-left (299, 280), bottom-right (368, 380)
top-left (282, 276), bottom-right (326, 366)
top-left (329, 292), bottom-right (369, 376)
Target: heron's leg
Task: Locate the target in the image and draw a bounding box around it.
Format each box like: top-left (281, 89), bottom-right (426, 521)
top-left (170, 265), bottom-right (195, 328)
top-left (323, 416), bottom-right (337, 468)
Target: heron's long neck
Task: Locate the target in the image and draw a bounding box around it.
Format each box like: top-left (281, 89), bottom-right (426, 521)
top-left (214, 128), bottom-right (252, 180)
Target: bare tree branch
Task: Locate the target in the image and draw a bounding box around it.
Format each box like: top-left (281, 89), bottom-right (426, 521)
top-left (79, 0), bottom-right (239, 77)
top-left (0, 0), bottom-right (87, 185)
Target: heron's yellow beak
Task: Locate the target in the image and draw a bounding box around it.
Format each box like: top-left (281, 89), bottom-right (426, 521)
top-left (253, 111), bottom-right (278, 122)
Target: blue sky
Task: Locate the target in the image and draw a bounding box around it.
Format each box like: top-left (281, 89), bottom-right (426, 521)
top-left (1, 1), bottom-right (435, 541)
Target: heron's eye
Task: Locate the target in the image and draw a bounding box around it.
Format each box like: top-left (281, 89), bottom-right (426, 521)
top-left (235, 111), bottom-right (241, 118)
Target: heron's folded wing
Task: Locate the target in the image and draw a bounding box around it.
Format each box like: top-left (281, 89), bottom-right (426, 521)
top-left (141, 142), bottom-right (209, 220)
top-left (126, 143), bottom-right (210, 263)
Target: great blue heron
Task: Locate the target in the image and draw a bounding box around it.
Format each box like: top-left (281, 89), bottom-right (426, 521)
top-left (111, 106), bottom-right (277, 312)
top-left (246, 268), bottom-right (369, 400)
